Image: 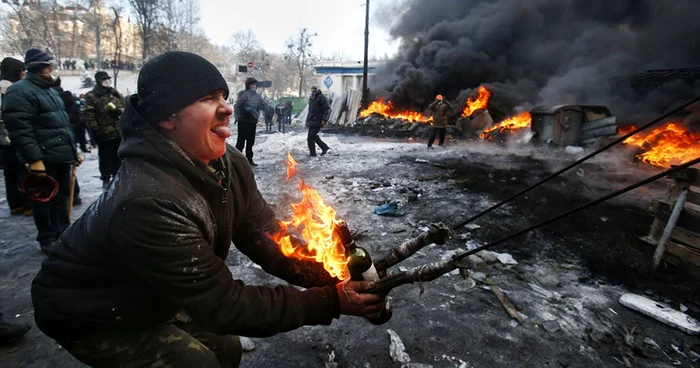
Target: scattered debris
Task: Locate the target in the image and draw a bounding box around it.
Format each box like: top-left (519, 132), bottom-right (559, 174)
top-left (374, 202), bottom-right (405, 217)
top-left (609, 308), bottom-right (618, 315)
top-left (454, 278), bottom-right (476, 292)
top-left (496, 253), bottom-right (518, 265)
top-left (490, 285), bottom-right (525, 322)
top-left (470, 272), bottom-right (487, 282)
top-left (542, 320), bottom-right (560, 333)
top-left (240, 336), bottom-right (255, 351)
top-left (401, 364), bottom-right (434, 368)
top-left (387, 329), bottom-right (411, 364)
top-left (565, 146), bottom-right (584, 155)
top-left (680, 304), bottom-right (688, 313)
top-left (619, 293), bottom-right (700, 335)
top-left (465, 224), bottom-right (481, 231)
top-left (529, 283), bottom-right (555, 299)
top-left (643, 338), bottom-right (660, 349)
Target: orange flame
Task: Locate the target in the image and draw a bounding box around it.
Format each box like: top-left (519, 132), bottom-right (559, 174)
top-left (461, 86), bottom-right (491, 118)
top-left (479, 111), bottom-right (532, 140)
top-left (270, 154), bottom-right (350, 280)
top-left (358, 98), bottom-right (432, 123)
top-left (286, 152), bottom-right (298, 181)
top-left (622, 122), bottom-right (700, 168)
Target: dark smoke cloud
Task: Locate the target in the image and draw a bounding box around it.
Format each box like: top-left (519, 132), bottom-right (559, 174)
top-left (372, 0), bottom-right (700, 120)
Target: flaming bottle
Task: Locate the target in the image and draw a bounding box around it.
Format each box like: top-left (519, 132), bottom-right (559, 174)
top-left (334, 220), bottom-right (393, 325)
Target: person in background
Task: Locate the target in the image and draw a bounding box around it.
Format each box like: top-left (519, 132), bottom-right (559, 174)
top-left (284, 100), bottom-right (293, 124)
top-left (305, 86), bottom-right (331, 157)
top-left (84, 71), bottom-right (124, 189)
top-left (275, 102), bottom-right (286, 133)
top-left (427, 94), bottom-right (452, 148)
top-left (51, 77), bottom-right (82, 205)
top-left (263, 104), bottom-right (274, 133)
top-left (234, 77), bottom-right (267, 166)
top-left (0, 57), bottom-right (32, 216)
top-left (2, 49), bottom-right (79, 254)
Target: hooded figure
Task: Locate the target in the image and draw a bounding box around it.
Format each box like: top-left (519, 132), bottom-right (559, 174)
top-left (2, 49), bottom-right (79, 254)
top-left (0, 57), bottom-right (32, 216)
top-left (30, 51), bottom-right (385, 368)
top-left (233, 77), bottom-right (267, 165)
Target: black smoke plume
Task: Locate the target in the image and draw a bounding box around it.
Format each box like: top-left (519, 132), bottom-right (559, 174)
top-left (371, 0), bottom-right (700, 120)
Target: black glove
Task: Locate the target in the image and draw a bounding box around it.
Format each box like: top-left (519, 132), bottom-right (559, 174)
top-left (108, 109), bottom-right (122, 119)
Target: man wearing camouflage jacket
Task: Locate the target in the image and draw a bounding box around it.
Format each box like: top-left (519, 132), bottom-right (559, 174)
top-left (84, 71), bottom-right (124, 188)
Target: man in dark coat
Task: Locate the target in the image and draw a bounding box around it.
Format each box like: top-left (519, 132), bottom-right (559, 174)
top-left (284, 100), bottom-right (293, 124)
top-left (427, 94), bottom-right (453, 148)
top-left (84, 71), bottom-right (125, 189)
top-left (0, 56), bottom-right (31, 216)
top-left (3, 49), bottom-right (79, 253)
top-left (305, 85), bottom-right (330, 156)
top-left (234, 77), bottom-right (267, 166)
top-left (31, 51), bottom-right (385, 368)
top-left (263, 104), bottom-right (274, 133)
top-left (275, 102), bottom-right (286, 133)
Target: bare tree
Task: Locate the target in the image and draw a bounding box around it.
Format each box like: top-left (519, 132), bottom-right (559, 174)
top-left (127, 0), bottom-right (159, 60)
top-left (159, 0), bottom-right (199, 52)
top-left (230, 29), bottom-right (261, 63)
top-left (285, 28), bottom-right (317, 97)
top-left (111, 5), bottom-right (123, 88)
top-left (0, 0), bottom-right (62, 56)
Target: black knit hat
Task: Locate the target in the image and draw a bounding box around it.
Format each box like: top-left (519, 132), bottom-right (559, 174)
top-left (0, 57), bottom-right (25, 83)
top-left (24, 48), bottom-right (54, 73)
top-left (94, 71), bottom-right (110, 82)
top-left (137, 51), bottom-right (229, 122)
top-left (245, 77), bottom-right (257, 89)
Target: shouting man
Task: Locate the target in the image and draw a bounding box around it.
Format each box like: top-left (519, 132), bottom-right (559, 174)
top-left (31, 51), bottom-right (385, 368)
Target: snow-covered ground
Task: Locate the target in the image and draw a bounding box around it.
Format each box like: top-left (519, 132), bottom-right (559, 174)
top-left (0, 123), bottom-right (698, 368)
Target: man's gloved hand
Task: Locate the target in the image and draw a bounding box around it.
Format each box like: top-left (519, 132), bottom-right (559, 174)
top-left (336, 281), bottom-right (386, 320)
top-left (321, 120), bottom-right (327, 126)
top-left (108, 108), bottom-right (122, 119)
top-left (76, 155), bottom-right (84, 166)
top-left (28, 161), bottom-right (46, 177)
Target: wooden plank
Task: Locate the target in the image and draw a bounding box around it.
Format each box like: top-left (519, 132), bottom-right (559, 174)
top-left (651, 200), bottom-right (700, 234)
top-left (580, 126), bottom-right (618, 140)
top-left (490, 285), bottom-right (524, 322)
top-left (670, 226), bottom-right (700, 250)
top-left (688, 187), bottom-right (700, 206)
top-left (665, 241), bottom-right (700, 267)
top-left (580, 116), bottom-right (617, 132)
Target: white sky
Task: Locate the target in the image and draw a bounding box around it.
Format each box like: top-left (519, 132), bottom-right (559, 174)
top-left (199, 0), bottom-right (400, 61)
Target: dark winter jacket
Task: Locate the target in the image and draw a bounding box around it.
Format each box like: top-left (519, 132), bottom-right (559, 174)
top-left (306, 90), bottom-right (330, 128)
top-left (429, 100), bottom-right (453, 128)
top-left (57, 91), bottom-right (81, 128)
top-left (0, 80), bottom-right (14, 146)
top-left (0, 58), bottom-right (24, 146)
top-left (31, 95), bottom-right (340, 342)
top-left (234, 89), bottom-right (266, 124)
top-left (2, 73), bottom-right (77, 164)
top-left (84, 84), bottom-right (125, 142)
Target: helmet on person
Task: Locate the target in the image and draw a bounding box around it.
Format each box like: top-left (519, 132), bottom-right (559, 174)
top-left (21, 174), bottom-right (59, 203)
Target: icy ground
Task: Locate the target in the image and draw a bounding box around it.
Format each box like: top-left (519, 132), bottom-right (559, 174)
top-left (0, 123), bottom-right (699, 367)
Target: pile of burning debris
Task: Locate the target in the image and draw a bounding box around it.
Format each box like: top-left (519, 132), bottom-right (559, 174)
top-left (338, 85), bottom-right (699, 169)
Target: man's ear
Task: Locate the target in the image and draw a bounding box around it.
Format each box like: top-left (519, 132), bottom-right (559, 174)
top-left (157, 115), bottom-right (176, 131)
